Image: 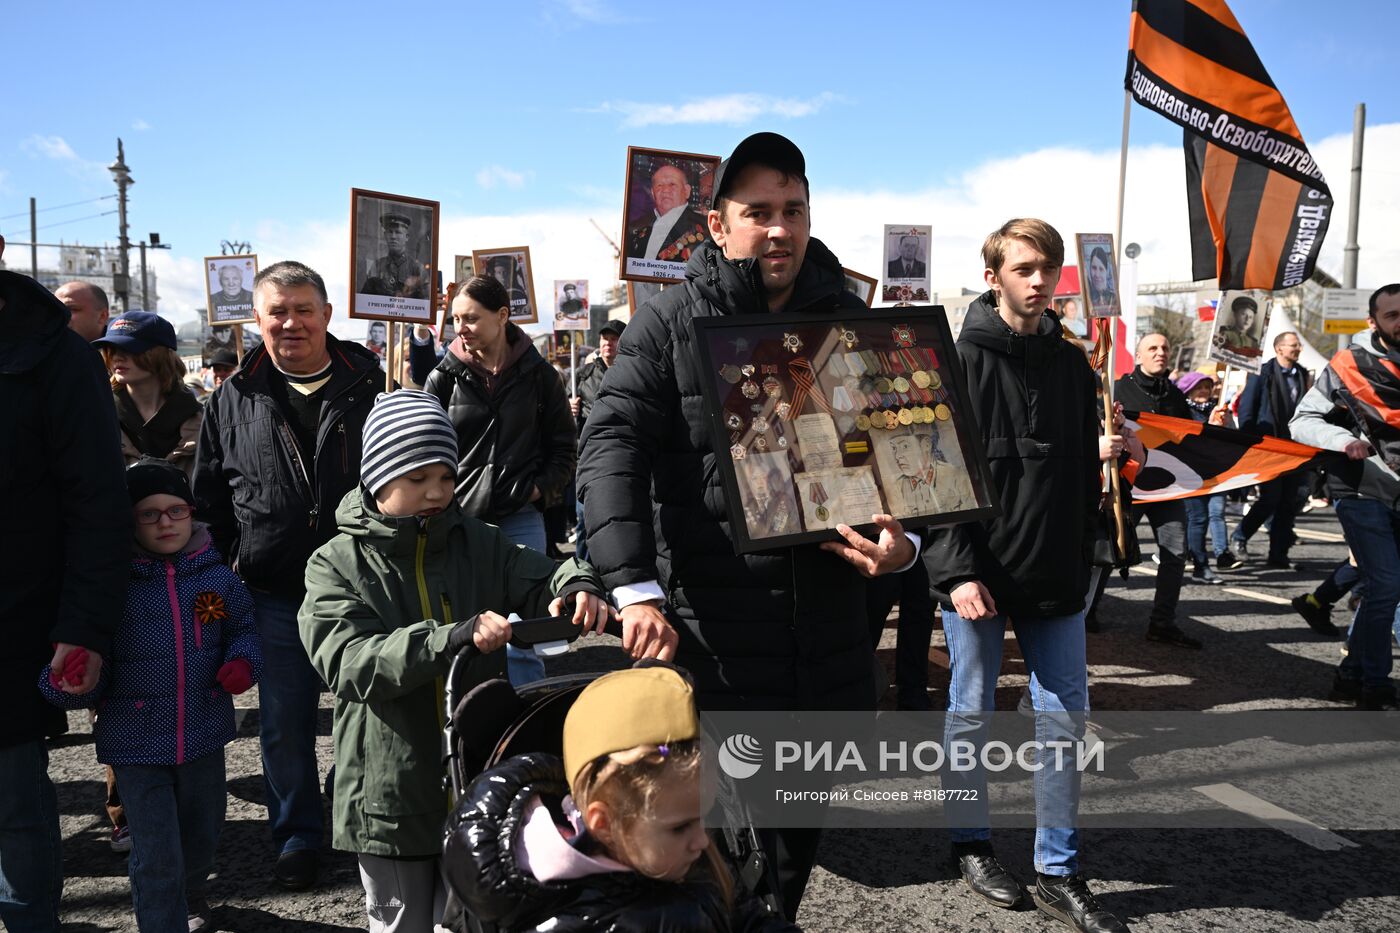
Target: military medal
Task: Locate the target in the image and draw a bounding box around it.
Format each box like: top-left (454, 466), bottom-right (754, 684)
top-left (883, 410), bottom-right (899, 430)
top-left (927, 370), bottom-right (942, 390)
top-left (911, 370), bottom-right (931, 389)
top-left (840, 326), bottom-right (858, 349)
top-left (730, 443), bottom-right (746, 461)
top-left (935, 403), bottom-right (951, 421)
top-left (775, 401), bottom-right (792, 420)
top-left (726, 412), bottom-right (743, 430)
top-left (898, 408), bottom-right (915, 426)
top-left (741, 379), bottom-right (760, 399)
top-left (762, 375), bottom-right (782, 398)
top-left (893, 375), bottom-right (911, 393)
top-left (855, 413), bottom-right (871, 432)
top-left (752, 415), bottom-right (769, 434)
top-left (892, 323), bottom-right (916, 347)
top-left (782, 332), bottom-right (803, 354)
top-left (874, 376), bottom-right (893, 394)
top-left (808, 481), bottom-right (830, 522)
top-left (754, 436), bottom-right (768, 451)
top-left (777, 436), bottom-right (788, 448)
top-left (741, 363), bottom-right (756, 377)
top-left (720, 364), bottom-right (742, 384)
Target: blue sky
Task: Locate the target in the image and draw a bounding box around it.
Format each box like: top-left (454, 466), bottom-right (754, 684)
top-left (5, 0), bottom-right (1398, 333)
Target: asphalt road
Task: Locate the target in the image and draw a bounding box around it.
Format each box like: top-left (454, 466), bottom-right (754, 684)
top-left (41, 507), bottom-right (1400, 932)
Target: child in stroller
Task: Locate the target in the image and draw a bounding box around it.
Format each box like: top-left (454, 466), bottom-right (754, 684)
top-left (442, 664), bottom-right (798, 932)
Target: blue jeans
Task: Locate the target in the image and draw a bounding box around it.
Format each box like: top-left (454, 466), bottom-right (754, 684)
top-left (1334, 497), bottom-right (1400, 689)
top-left (494, 507), bottom-right (549, 686)
top-left (252, 590), bottom-right (324, 854)
top-left (115, 751), bottom-right (226, 932)
top-left (0, 739), bottom-right (63, 932)
top-left (942, 609), bottom-right (1089, 876)
top-left (1184, 493), bottom-right (1228, 564)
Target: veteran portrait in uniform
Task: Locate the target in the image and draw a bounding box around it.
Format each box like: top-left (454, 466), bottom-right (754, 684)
top-left (877, 422), bottom-right (974, 518)
top-left (737, 452), bottom-right (800, 539)
top-left (349, 189), bottom-right (440, 323)
top-left (554, 280), bottom-right (589, 328)
top-left (620, 146), bottom-right (720, 284)
top-left (472, 247), bottom-right (538, 324)
top-left (1210, 291), bottom-right (1270, 366)
top-left (205, 255), bottom-right (258, 324)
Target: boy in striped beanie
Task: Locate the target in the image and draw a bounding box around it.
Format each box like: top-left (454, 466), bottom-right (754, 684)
top-left (297, 389), bottom-right (611, 932)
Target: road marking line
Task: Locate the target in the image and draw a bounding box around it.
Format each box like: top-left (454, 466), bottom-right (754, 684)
top-left (1130, 564), bottom-right (1294, 605)
top-left (1193, 783), bottom-right (1358, 851)
top-left (1295, 528), bottom-right (1345, 543)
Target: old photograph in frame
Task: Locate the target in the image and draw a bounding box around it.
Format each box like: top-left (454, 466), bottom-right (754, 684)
top-left (1075, 233), bottom-right (1120, 318)
top-left (349, 188), bottom-right (439, 324)
top-left (620, 146), bottom-right (720, 284)
top-left (882, 224), bottom-right (931, 303)
top-left (472, 246), bottom-right (538, 325)
top-left (554, 279), bottom-right (590, 331)
top-left (842, 268), bottom-right (878, 307)
top-left (204, 254), bottom-right (258, 325)
top-left (202, 322), bottom-right (242, 366)
top-left (692, 308), bottom-right (997, 553)
top-left (1209, 289), bottom-right (1271, 371)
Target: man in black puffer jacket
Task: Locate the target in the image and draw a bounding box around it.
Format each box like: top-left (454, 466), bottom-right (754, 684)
top-left (1114, 332), bottom-right (1203, 648)
top-left (922, 220), bottom-right (1128, 933)
top-left (577, 133), bottom-right (919, 918)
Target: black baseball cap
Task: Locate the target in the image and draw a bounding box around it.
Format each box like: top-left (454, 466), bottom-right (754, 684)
top-left (93, 311), bottom-right (177, 354)
top-left (599, 320), bottom-right (626, 338)
top-left (209, 348), bottom-right (239, 368)
top-left (711, 132), bottom-right (807, 205)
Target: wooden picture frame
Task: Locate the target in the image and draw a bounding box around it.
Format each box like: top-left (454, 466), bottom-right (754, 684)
top-left (204, 254), bottom-right (258, 325)
top-left (692, 307), bottom-right (999, 554)
top-left (842, 268), bottom-right (878, 308)
top-left (471, 246), bottom-right (539, 325)
top-left (348, 187), bottom-right (440, 323)
top-left (1075, 233), bottom-right (1121, 318)
top-left (619, 145), bottom-right (720, 285)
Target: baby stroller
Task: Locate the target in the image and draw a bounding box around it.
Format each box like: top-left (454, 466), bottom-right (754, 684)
top-left (438, 616), bottom-right (781, 932)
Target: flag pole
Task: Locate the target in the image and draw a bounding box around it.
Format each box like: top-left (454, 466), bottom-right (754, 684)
top-left (1103, 88), bottom-right (1133, 557)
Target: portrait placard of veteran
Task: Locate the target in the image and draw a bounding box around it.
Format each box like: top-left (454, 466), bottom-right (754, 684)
top-left (881, 225), bottom-right (932, 303)
top-left (619, 146), bottom-right (720, 284)
top-left (554, 280), bottom-right (590, 331)
top-left (204, 254), bottom-right (258, 325)
top-left (1075, 232), bottom-right (1121, 317)
top-left (1209, 290), bottom-right (1272, 372)
top-left (471, 247), bottom-right (539, 324)
top-left (202, 322), bottom-right (242, 367)
top-left (349, 188), bottom-right (439, 324)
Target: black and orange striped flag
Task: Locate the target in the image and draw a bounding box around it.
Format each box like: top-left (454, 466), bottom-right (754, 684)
top-left (1126, 0), bottom-right (1332, 290)
top-left (1124, 411), bottom-right (1334, 504)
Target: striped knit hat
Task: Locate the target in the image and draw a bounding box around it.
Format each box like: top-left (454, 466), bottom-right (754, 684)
top-left (361, 390), bottom-right (458, 496)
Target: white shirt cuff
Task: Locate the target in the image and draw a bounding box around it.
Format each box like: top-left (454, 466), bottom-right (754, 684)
top-left (892, 532), bottom-right (921, 573)
top-left (411, 332), bottom-right (433, 346)
top-left (612, 581), bottom-right (666, 609)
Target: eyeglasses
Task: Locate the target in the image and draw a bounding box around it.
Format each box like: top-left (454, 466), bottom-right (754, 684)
top-left (135, 504), bottom-right (193, 525)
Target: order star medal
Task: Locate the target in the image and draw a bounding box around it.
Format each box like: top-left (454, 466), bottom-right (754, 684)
top-left (782, 332), bottom-right (804, 354)
top-left (892, 323), bottom-right (915, 348)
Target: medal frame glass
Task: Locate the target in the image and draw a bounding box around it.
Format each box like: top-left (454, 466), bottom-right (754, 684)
top-left (693, 306), bottom-right (999, 554)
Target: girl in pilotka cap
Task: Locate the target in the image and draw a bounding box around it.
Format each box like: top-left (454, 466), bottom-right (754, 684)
top-left (445, 665), bottom-right (799, 931)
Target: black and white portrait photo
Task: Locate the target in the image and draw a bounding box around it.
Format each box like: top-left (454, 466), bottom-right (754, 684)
top-left (202, 323), bottom-right (241, 366)
top-left (205, 254), bottom-right (258, 325)
top-left (554, 279), bottom-right (589, 330)
top-left (349, 188), bottom-right (439, 323)
top-left (737, 452), bottom-right (800, 540)
top-left (882, 224), bottom-right (931, 302)
top-left (472, 247), bottom-right (538, 324)
top-left (620, 146), bottom-right (720, 284)
top-left (1210, 290), bottom-right (1271, 370)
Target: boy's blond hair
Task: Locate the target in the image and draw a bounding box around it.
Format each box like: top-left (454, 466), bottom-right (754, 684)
top-left (981, 218), bottom-right (1064, 274)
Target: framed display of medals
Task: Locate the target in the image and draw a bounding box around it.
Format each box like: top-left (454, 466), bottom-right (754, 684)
top-left (693, 307), bottom-right (998, 554)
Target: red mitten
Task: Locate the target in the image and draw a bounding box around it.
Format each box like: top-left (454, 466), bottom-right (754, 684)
top-left (61, 648), bottom-right (90, 687)
top-left (216, 659), bottom-right (253, 695)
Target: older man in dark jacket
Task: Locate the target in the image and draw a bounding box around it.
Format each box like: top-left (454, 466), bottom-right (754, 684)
top-left (194, 260), bottom-right (383, 890)
top-left (1234, 331), bottom-right (1311, 567)
top-left (1114, 332), bottom-right (1202, 648)
top-left (578, 133), bottom-right (917, 919)
top-left (1, 241), bottom-right (130, 931)
top-left (923, 220), bottom-right (1127, 933)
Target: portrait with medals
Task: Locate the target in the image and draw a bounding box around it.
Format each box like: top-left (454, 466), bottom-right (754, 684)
top-left (736, 452), bottom-right (799, 540)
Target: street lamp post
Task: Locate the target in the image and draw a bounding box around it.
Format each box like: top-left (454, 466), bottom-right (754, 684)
top-left (108, 139), bottom-right (134, 312)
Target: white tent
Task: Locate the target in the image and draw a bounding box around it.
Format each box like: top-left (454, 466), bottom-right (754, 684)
top-left (1263, 301), bottom-right (1333, 373)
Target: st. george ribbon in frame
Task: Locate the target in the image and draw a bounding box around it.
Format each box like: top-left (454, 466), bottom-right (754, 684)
top-left (692, 307), bottom-right (998, 554)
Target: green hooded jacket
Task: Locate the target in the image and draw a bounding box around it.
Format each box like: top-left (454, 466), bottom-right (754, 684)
top-left (299, 487), bottom-right (602, 856)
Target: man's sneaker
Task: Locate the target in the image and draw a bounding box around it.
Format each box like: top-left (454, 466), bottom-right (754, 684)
top-left (1146, 623), bottom-right (1203, 649)
top-left (1231, 536), bottom-right (1250, 558)
top-left (187, 894), bottom-right (211, 932)
top-left (110, 825), bottom-right (132, 854)
top-left (949, 841), bottom-right (1024, 909)
top-left (1291, 594), bottom-right (1340, 637)
top-left (1329, 673), bottom-right (1363, 702)
top-left (1215, 550), bottom-right (1239, 571)
top-left (1150, 552), bottom-right (1160, 566)
top-left (1033, 874), bottom-right (1129, 932)
top-left (1191, 564), bottom-right (1224, 585)
top-left (1357, 685), bottom-right (1399, 711)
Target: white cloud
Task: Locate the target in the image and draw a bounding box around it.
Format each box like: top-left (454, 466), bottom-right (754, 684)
top-left (475, 165), bottom-right (529, 190)
top-left (593, 92), bottom-right (838, 128)
top-left (22, 134), bottom-right (81, 162)
top-left (132, 119), bottom-right (152, 131)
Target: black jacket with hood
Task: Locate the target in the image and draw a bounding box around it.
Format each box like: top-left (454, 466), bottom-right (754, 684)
top-left (192, 336), bottom-right (384, 599)
top-left (922, 293), bottom-right (1101, 618)
top-left (1114, 366), bottom-right (1191, 420)
top-left (423, 323), bottom-right (576, 522)
top-left (577, 236), bottom-right (876, 711)
top-left (442, 752), bottom-right (797, 933)
top-left (0, 271), bottom-right (130, 747)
